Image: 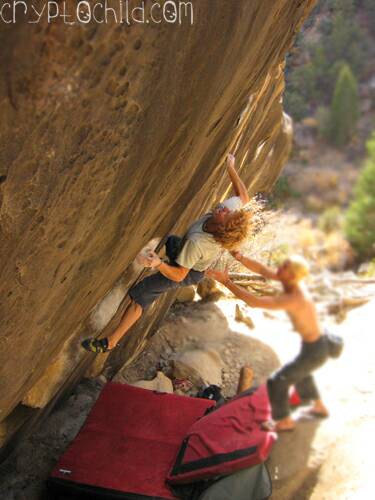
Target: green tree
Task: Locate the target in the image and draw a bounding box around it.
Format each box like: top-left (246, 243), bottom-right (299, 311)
top-left (345, 133), bottom-right (375, 258)
top-left (284, 0), bottom-right (372, 122)
top-left (329, 64), bottom-right (359, 147)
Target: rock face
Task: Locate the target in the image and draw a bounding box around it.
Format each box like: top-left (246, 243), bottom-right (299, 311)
top-left (0, 0), bottom-right (315, 448)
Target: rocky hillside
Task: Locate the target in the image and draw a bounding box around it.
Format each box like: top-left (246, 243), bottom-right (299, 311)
top-left (0, 0), bottom-right (316, 453)
top-left (284, 0), bottom-right (375, 149)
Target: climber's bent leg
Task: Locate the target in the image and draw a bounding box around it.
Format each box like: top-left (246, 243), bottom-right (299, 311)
top-left (108, 270), bottom-right (203, 348)
top-left (107, 299), bottom-right (143, 349)
top-left (82, 299), bottom-right (142, 353)
top-left (82, 270), bottom-right (203, 353)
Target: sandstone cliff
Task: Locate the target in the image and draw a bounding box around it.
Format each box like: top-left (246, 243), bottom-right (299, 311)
top-left (0, 0), bottom-right (316, 451)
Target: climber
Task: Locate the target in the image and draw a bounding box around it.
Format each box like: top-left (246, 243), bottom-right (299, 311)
top-left (208, 255), bottom-right (332, 432)
top-left (81, 153), bottom-right (252, 354)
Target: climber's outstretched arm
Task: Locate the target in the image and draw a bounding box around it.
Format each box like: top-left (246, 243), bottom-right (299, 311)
top-left (207, 269), bottom-right (294, 311)
top-left (225, 281), bottom-right (294, 310)
top-left (226, 153), bottom-right (250, 205)
top-left (231, 252), bottom-right (279, 281)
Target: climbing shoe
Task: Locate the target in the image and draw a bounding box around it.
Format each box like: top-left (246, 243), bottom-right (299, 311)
top-left (81, 337), bottom-right (110, 354)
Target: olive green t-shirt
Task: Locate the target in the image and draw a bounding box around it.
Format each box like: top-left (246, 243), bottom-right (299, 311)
top-left (175, 215), bottom-right (221, 271)
top-left (175, 197), bottom-right (243, 271)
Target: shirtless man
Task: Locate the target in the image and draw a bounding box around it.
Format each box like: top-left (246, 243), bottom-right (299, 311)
top-left (208, 254), bottom-right (330, 432)
top-left (82, 154), bottom-right (252, 354)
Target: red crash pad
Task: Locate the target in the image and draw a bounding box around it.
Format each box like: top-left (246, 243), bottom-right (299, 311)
top-left (48, 383), bottom-right (214, 499)
top-left (167, 384), bottom-right (277, 485)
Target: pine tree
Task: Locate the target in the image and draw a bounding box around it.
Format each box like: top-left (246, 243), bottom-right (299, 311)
top-left (329, 64), bottom-right (359, 147)
top-left (345, 133), bottom-right (375, 258)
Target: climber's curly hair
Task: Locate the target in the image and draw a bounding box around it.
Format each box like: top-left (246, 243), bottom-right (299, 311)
top-left (211, 209), bottom-right (252, 251)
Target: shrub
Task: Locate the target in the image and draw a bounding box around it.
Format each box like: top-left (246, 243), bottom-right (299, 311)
top-left (329, 64), bottom-right (359, 147)
top-left (358, 259), bottom-right (375, 277)
top-left (345, 132), bottom-right (375, 258)
top-left (271, 177), bottom-right (300, 207)
top-left (318, 206), bottom-right (342, 233)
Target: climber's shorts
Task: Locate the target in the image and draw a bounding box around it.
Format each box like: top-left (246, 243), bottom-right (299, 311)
top-left (129, 269), bottom-right (204, 310)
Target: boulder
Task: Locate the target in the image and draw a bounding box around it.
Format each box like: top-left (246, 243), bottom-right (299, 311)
top-left (170, 360), bottom-right (205, 391)
top-left (114, 371), bottom-right (173, 394)
top-left (0, 0), bottom-right (316, 448)
top-left (197, 278), bottom-right (224, 301)
top-left (132, 372), bottom-right (173, 394)
top-left (175, 286), bottom-right (196, 303)
top-left (177, 349), bottom-right (224, 386)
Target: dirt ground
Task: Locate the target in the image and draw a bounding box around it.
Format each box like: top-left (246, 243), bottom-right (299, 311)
top-left (0, 276), bottom-right (374, 499)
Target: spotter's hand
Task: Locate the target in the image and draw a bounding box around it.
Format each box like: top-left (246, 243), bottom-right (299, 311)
top-left (206, 268), bottom-right (230, 285)
top-left (230, 250), bottom-right (242, 261)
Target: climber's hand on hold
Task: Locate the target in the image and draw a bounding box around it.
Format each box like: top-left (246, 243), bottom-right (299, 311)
top-left (145, 251), bottom-right (162, 269)
top-left (226, 153), bottom-right (250, 205)
top-left (226, 153), bottom-right (236, 172)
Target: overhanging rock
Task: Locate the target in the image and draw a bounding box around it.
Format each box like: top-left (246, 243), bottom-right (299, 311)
top-left (0, 0), bottom-right (316, 451)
